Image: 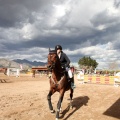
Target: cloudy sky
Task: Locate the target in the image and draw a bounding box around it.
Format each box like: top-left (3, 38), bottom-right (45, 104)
top-left (0, 0), bottom-right (120, 69)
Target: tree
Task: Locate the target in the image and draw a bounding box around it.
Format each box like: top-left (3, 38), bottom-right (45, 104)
top-left (78, 56), bottom-right (98, 73)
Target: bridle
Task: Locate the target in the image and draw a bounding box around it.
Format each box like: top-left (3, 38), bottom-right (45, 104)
top-left (47, 52), bottom-right (58, 70)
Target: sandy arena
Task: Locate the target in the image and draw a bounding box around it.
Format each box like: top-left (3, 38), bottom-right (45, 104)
top-left (0, 73), bottom-right (120, 120)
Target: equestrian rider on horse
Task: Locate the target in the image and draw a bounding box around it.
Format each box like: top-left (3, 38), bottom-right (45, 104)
top-left (55, 45), bottom-right (76, 89)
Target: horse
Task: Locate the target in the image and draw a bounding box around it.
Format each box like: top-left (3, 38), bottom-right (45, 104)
top-left (47, 49), bottom-right (74, 120)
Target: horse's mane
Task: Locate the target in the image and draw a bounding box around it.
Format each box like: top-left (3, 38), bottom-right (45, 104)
top-left (49, 49), bottom-right (56, 54)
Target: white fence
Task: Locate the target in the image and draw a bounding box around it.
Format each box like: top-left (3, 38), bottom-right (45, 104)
top-left (114, 72), bottom-right (120, 87)
top-left (7, 68), bottom-right (20, 77)
top-left (77, 70), bottom-right (84, 84)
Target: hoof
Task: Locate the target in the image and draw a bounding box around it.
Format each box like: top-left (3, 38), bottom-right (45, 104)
top-left (60, 107), bottom-right (62, 114)
top-left (51, 110), bottom-right (55, 113)
top-left (60, 110), bottom-right (63, 114)
top-left (70, 105), bottom-right (73, 109)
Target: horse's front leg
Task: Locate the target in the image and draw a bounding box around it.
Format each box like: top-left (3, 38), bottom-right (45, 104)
top-left (56, 92), bottom-right (64, 120)
top-left (47, 90), bottom-right (55, 113)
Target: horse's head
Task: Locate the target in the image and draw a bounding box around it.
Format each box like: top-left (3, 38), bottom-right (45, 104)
top-left (47, 49), bottom-right (58, 70)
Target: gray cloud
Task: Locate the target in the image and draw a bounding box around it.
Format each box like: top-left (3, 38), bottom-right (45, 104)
top-left (0, 0), bottom-right (120, 68)
top-left (114, 0), bottom-right (120, 8)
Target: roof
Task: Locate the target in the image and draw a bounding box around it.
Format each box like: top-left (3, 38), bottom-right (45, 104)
top-left (32, 66), bottom-right (48, 70)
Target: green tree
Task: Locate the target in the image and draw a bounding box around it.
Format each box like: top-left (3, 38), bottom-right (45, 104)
top-left (78, 56), bottom-right (98, 73)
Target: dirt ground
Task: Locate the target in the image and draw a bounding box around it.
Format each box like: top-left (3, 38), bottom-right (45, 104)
top-left (0, 73), bottom-right (120, 120)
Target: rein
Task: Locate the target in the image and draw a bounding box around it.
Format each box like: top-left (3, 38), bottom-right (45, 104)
top-left (48, 67), bottom-right (66, 74)
top-left (49, 75), bottom-right (65, 86)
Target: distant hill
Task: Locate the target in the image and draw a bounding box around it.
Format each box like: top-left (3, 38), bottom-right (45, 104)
top-left (13, 59), bottom-right (46, 67)
top-left (0, 58), bottom-right (20, 68)
top-left (0, 58), bottom-right (46, 69)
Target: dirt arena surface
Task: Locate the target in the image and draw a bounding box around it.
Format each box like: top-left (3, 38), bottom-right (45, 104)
top-left (0, 73), bottom-right (120, 120)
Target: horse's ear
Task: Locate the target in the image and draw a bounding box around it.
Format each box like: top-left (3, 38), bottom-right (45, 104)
top-left (49, 48), bottom-right (50, 52)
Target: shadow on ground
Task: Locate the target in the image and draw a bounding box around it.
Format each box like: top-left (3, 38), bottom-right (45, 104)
top-left (103, 98), bottom-right (120, 119)
top-left (0, 79), bottom-right (11, 83)
top-left (60, 96), bottom-right (89, 120)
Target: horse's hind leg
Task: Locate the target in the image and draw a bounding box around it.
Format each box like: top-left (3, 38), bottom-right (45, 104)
top-left (47, 90), bottom-right (55, 113)
top-left (70, 88), bottom-right (73, 109)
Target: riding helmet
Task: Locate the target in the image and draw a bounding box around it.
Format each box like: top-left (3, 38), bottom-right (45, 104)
top-left (55, 45), bottom-right (62, 51)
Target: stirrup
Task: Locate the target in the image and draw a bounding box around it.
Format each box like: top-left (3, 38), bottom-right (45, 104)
top-left (71, 82), bottom-right (76, 89)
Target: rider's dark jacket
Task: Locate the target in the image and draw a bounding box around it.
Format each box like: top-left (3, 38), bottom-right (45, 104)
top-left (58, 51), bottom-right (70, 69)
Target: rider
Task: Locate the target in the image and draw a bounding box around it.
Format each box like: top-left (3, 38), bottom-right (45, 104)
top-left (55, 45), bottom-right (76, 89)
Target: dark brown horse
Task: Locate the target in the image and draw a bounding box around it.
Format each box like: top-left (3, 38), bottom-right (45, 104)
top-left (47, 49), bottom-right (73, 120)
